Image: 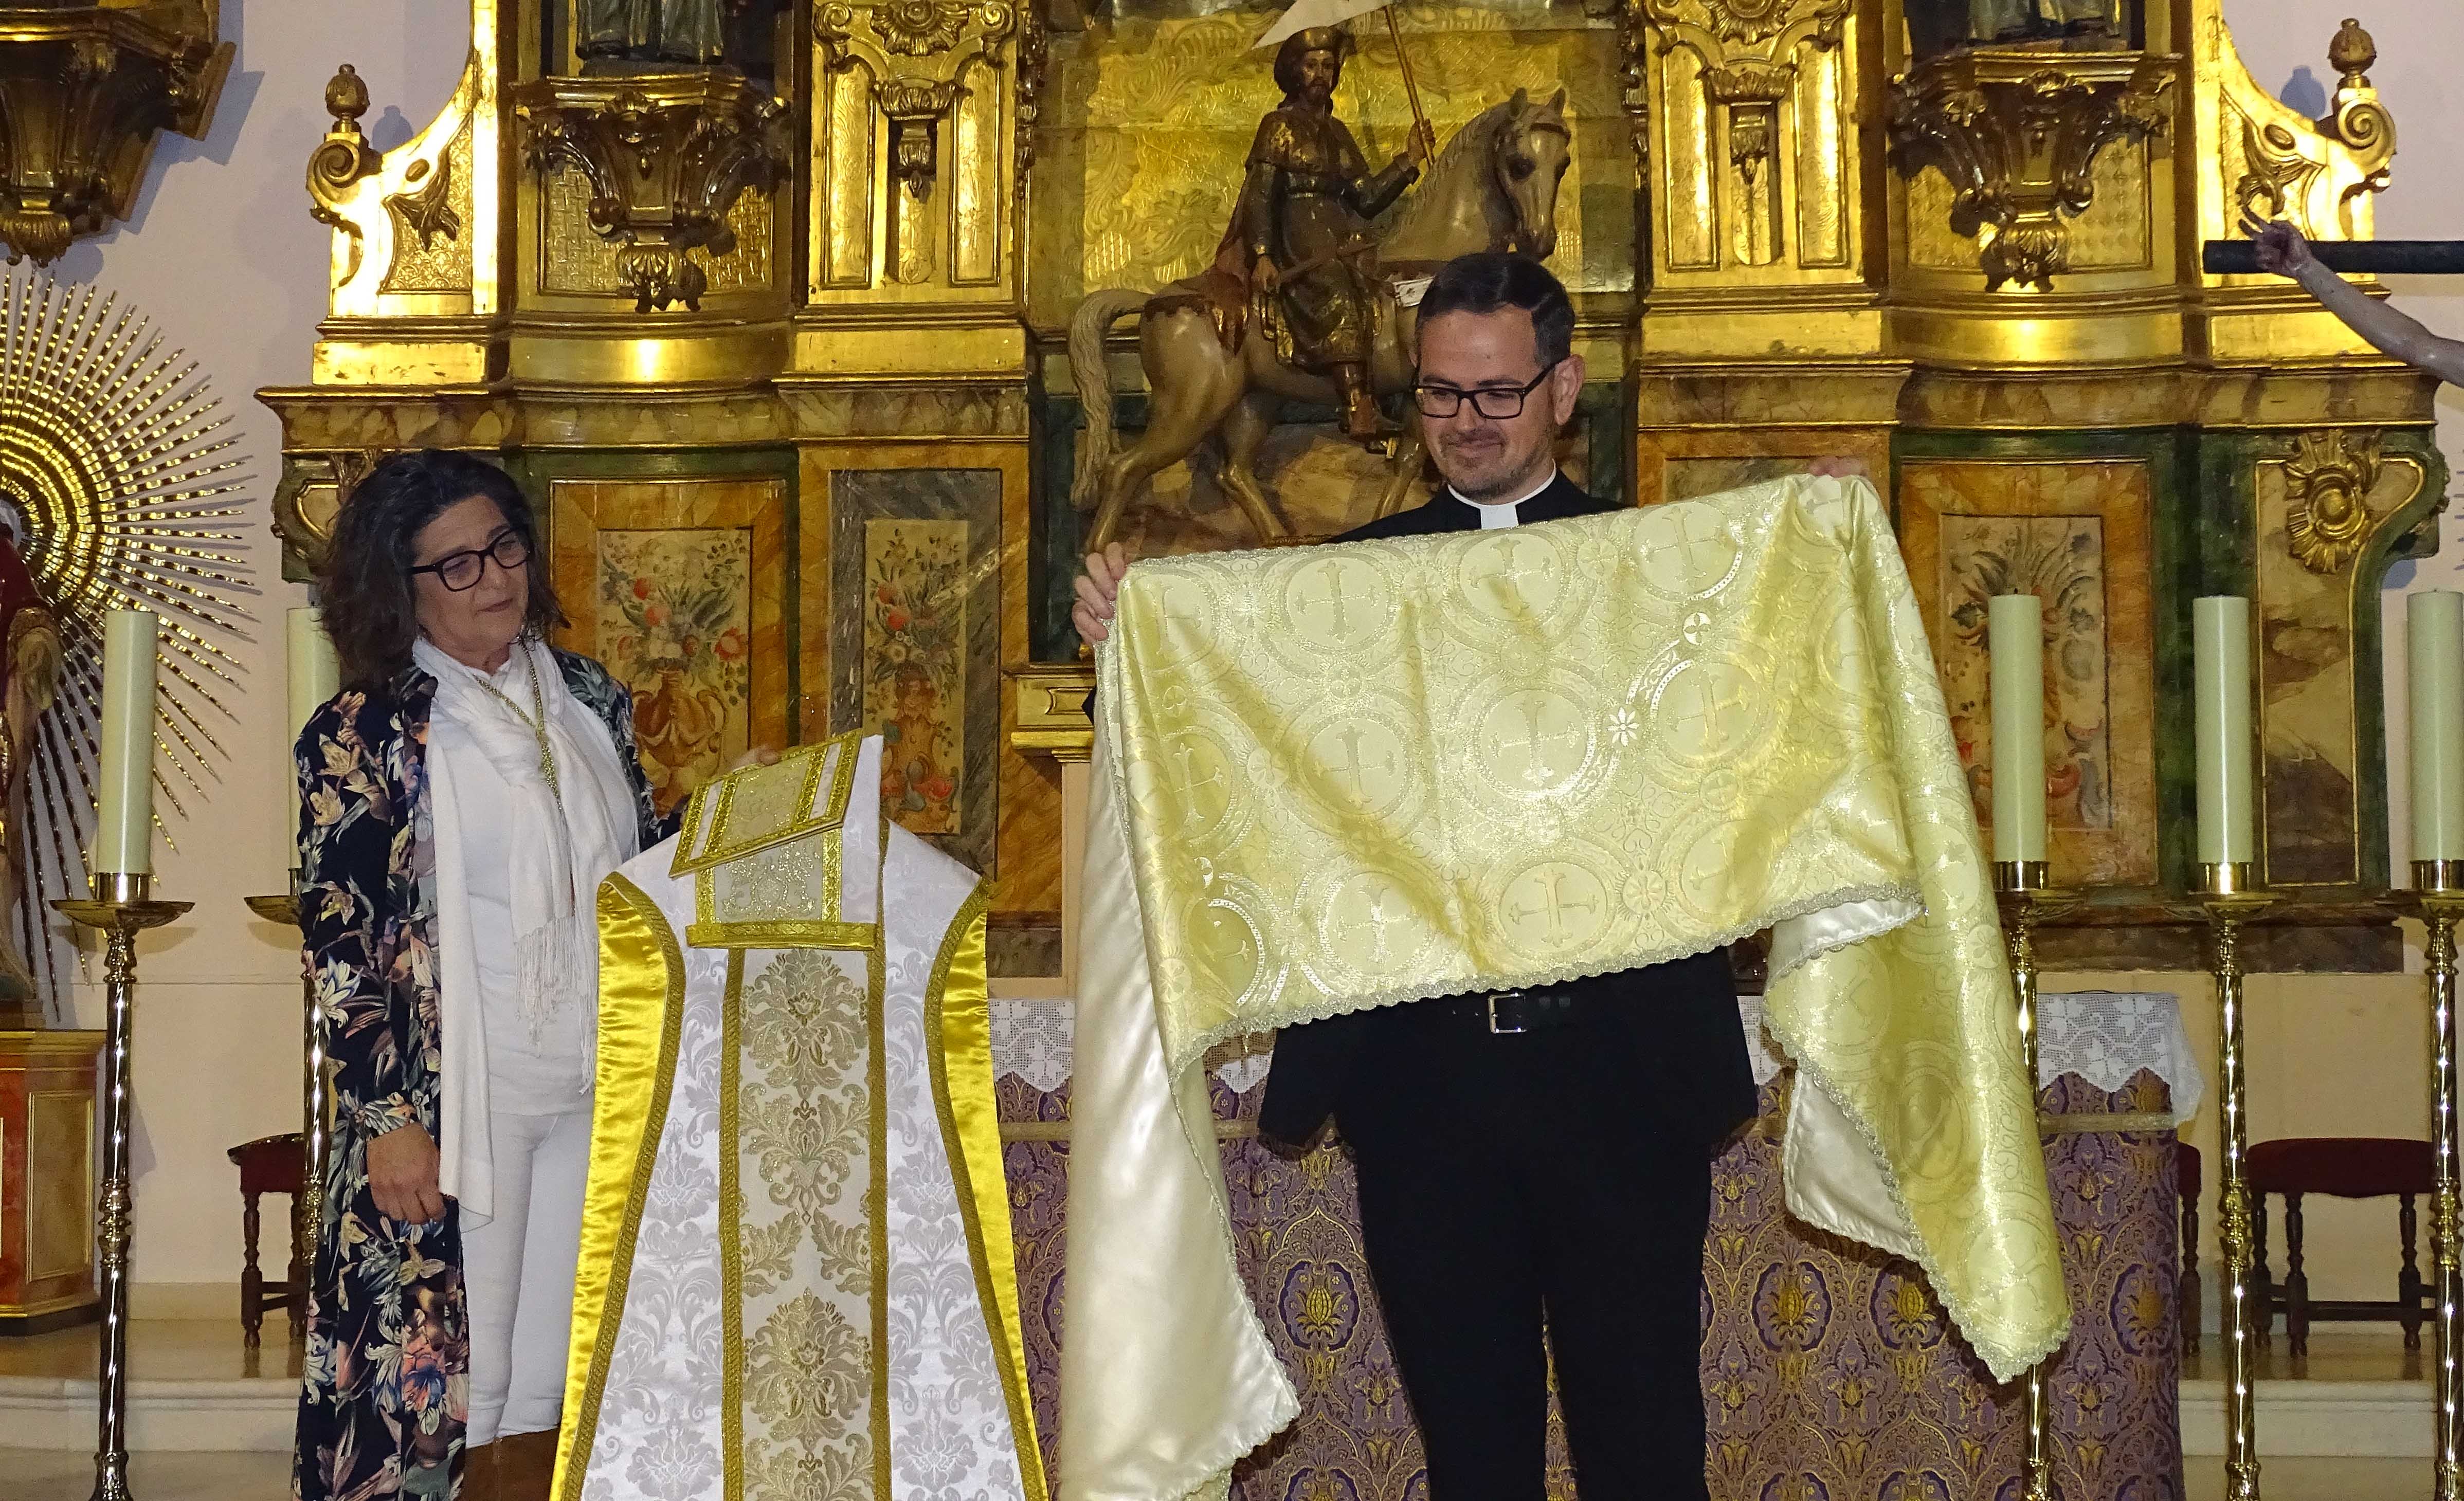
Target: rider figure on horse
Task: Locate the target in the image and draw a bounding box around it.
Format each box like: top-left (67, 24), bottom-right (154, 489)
top-left (1235, 27), bottom-right (1434, 442)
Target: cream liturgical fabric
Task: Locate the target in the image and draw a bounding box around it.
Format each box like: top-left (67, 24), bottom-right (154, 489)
top-left (552, 734), bottom-right (1041, 1501)
top-left (1060, 474), bottom-right (2069, 1501)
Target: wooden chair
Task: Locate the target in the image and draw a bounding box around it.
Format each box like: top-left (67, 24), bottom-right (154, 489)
top-left (2178, 1142), bottom-right (2201, 1357)
top-left (226, 1132), bottom-right (307, 1348)
top-left (2246, 1136), bottom-right (2433, 1357)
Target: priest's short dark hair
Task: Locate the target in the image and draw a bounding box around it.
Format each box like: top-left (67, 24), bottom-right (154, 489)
top-left (1417, 252), bottom-right (1574, 368)
top-left (319, 448), bottom-right (567, 688)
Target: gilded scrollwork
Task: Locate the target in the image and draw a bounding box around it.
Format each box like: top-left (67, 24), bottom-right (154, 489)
top-left (2213, 16), bottom-right (2391, 246)
top-left (1632, 0), bottom-right (1850, 271)
top-left (384, 157), bottom-right (461, 252)
top-left (1887, 53), bottom-right (2172, 291)
top-left (0, 0), bottom-right (232, 265)
top-left (816, 0), bottom-right (1017, 205)
top-left (2280, 428), bottom-right (2384, 576)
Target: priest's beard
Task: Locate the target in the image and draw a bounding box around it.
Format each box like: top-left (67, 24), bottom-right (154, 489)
top-left (1434, 418), bottom-right (1555, 502)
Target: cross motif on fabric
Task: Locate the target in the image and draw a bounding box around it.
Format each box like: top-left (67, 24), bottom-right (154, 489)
top-left (1503, 868), bottom-right (1602, 945)
top-left (1670, 510), bottom-right (1734, 592)
top-left (1332, 880), bottom-right (1410, 964)
top-left (1167, 738), bottom-right (1224, 804)
top-left (1496, 695), bottom-right (1584, 784)
top-left (1324, 724), bottom-right (1397, 804)
top-left (1294, 560), bottom-right (1359, 635)
top-left (1668, 668), bottom-right (1749, 753)
top-left (1471, 538), bottom-right (1555, 600)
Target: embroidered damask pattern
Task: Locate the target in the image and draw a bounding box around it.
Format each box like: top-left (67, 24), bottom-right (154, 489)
top-left (1099, 477), bottom-right (2062, 1379)
top-left (738, 946), bottom-right (874, 1501)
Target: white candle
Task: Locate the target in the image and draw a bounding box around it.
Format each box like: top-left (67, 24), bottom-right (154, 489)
top-left (2194, 596), bottom-right (2256, 869)
top-left (92, 609), bottom-right (158, 878)
top-left (1988, 594), bottom-right (2047, 863)
top-left (286, 608), bottom-right (338, 747)
top-left (2411, 591), bottom-right (2464, 864)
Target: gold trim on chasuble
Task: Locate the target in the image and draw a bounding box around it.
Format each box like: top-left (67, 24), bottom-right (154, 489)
top-left (553, 874), bottom-right (686, 1501)
top-left (924, 884), bottom-right (1049, 1499)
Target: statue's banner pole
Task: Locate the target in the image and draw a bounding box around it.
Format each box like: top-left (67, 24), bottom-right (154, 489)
top-left (1379, 5), bottom-right (1431, 146)
top-left (2204, 240), bottom-right (2464, 276)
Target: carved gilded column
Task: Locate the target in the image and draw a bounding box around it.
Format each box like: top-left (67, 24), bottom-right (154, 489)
top-left (800, 0), bottom-right (1038, 377)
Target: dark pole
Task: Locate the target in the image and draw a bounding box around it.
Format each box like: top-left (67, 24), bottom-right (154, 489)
top-left (2206, 240), bottom-right (2464, 277)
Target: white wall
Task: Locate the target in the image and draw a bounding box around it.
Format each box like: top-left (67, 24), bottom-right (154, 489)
top-left (45, 0), bottom-right (467, 1306)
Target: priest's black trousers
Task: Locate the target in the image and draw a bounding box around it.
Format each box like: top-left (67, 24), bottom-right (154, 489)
top-left (1336, 1002), bottom-right (1715, 1501)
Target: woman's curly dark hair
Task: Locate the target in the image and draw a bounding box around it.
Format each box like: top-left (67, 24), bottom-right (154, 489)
top-left (317, 449), bottom-right (566, 687)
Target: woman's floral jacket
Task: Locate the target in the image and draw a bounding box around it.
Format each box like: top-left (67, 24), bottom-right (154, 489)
top-left (292, 650), bottom-right (663, 1501)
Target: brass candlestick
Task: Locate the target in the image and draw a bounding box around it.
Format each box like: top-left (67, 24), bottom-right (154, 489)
top-left (53, 872), bottom-right (190, 1501)
top-left (1994, 859), bottom-right (2079, 1501)
top-left (2197, 860), bottom-right (2278, 1501)
top-left (2399, 859), bottom-right (2464, 1496)
top-left (245, 874), bottom-right (319, 1345)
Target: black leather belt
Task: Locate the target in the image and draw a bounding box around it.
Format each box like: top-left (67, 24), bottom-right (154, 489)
top-left (1442, 987), bottom-right (1591, 1035)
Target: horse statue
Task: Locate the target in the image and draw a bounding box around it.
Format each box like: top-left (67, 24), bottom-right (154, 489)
top-left (1067, 87), bottom-right (1574, 553)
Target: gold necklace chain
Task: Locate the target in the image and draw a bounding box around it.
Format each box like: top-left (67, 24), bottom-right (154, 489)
top-left (470, 643), bottom-right (560, 797)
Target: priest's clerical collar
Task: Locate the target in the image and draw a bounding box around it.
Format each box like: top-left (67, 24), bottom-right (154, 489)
top-left (1447, 472), bottom-right (1557, 529)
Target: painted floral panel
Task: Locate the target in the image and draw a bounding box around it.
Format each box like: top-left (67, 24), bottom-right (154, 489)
top-left (864, 519), bottom-right (967, 836)
top-left (1939, 514), bottom-right (2116, 834)
top-left (597, 527), bottom-right (753, 817)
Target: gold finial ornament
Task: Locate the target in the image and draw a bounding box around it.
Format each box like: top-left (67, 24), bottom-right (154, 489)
top-left (0, 269), bottom-right (251, 1004)
top-left (2328, 16), bottom-right (2375, 89)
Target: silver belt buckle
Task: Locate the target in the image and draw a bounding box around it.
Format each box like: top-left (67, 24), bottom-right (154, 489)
top-left (1487, 991), bottom-right (1527, 1035)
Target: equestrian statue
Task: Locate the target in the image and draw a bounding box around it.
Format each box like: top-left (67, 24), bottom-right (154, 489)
top-left (1068, 25), bottom-right (1574, 552)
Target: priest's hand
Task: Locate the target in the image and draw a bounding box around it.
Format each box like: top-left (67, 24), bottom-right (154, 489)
top-left (367, 1121), bottom-right (445, 1226)
top-left (2253, 221), bottom-right (2315, 278)
top-left (729, 745), bottom-right (782, 772)
top-left (1073, 543), bottom-right (1130, 646)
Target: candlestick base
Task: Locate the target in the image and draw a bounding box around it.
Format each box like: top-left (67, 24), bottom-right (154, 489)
top-left (2397, 865), bottom-right (2464, 1491)
top-left (50, 879), bottom-right (188, 1501)
top-left (2195, 867), bottom-right (2276, 1498)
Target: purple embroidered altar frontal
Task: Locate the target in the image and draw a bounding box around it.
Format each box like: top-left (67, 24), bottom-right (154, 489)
top-left (1000, 1068), bottom-right (2184, 1501)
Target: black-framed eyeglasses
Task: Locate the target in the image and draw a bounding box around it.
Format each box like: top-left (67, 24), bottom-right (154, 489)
top-left (1412, 360), bottom-right (1561, 420)
top-left (410, 529), bottom-right (531, 592)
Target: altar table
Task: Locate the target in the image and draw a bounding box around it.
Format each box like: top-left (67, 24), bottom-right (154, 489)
top-left (996, 992), bottom-right (2192, 1501)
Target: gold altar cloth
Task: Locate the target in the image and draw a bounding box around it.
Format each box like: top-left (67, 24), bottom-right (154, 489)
top-left (1057, 475), bottom-right (2067, 1501)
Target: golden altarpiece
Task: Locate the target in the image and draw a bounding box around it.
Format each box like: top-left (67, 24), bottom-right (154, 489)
top-left (259, 0), bottom-right (2432, 979)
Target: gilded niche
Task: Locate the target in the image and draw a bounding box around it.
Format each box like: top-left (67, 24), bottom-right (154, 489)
top-left (1886, 52), bottom-right (2171, 291)
top-left (512, 73), bottom-right (792, 311)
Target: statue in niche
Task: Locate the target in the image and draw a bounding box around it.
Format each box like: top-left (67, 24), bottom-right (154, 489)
top-left (579, 0), bottom-right (776, 76)
top-left (1905, 0), bottom-right (2129, 58)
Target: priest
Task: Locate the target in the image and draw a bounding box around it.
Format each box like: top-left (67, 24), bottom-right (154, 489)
top-left (1072, 253), bottom-right (1757, 1499)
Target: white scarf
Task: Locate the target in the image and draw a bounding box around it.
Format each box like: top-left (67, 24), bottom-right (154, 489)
top-left (416, 634), bottom-right (639, 1042)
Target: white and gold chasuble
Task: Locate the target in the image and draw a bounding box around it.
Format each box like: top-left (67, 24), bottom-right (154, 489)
top-left (1061, 475), bottom-right (2070, 1501)
top-left (552, 734), bottom-right (1040, 1501)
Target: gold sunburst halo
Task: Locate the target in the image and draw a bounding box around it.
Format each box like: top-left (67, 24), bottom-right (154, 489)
top-left (0, 269), bottom-right (255, 1009)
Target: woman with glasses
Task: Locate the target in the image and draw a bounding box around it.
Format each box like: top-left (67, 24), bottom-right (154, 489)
top-left (292, 450), bottom-right (710, 1501)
